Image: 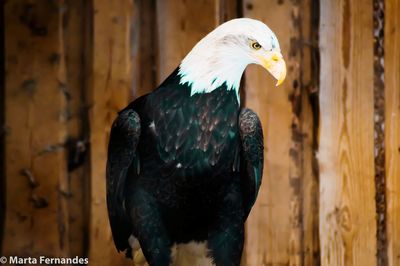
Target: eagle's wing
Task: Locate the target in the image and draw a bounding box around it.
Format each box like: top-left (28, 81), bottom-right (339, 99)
top-left (106, 109), bottom-right (141, 253)
top-left (238, 108), bottom-right (264, 220)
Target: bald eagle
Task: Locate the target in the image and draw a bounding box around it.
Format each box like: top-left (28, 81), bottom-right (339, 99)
top-left (106, 18), bottom-right (286, 266)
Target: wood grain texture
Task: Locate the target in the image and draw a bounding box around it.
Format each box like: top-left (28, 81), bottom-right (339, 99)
top-left (319, 0), bottom-right (376, 265)
top-left (63, 0), bottom-right (89, 257)
top-left (385, 1), bottom-right (400, 265)
top-left (301, 87), bottom-right (320, 266)
top-left (242, 0), bottom-right (311, 265)
top-left (132, 0), bottom-right (158, 98)
top-left (299, 1), bottom-right (320, 265)
top-left (156, 0), bottom-right (218, 82)
top-left (216, 0), bottom-right (238, 25)
top-left (3, 0), bottom-right (69, 257)
top-left (88, 0), bottom-right (133, 265)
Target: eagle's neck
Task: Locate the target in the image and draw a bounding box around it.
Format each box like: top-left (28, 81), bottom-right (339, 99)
top-left (178, 42), bottom-right (249, 103)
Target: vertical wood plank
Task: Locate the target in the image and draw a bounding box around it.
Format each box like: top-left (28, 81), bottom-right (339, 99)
top-left (88, 0), bottom-right (133, 265)
top-left (131, 0), bottom-right (158, 98)
top-left (64, 0), bottom-right (89, 257)
top-left (3, 0), bottom-right (69, 257)
top-left (216, 0), bottom-right (238, 24)
top-left (319, 0), bottom-right (376, 265)
top-left (156, 0), bottom-right (218, 83)
top-left (301, 85), bottom-right (320, 266)
top-left (385, 0), bottom-right (400, 265)
top-left (242, 0), bottom-right (314, 264)
top-left (299, 0), bottom-right (320, 265)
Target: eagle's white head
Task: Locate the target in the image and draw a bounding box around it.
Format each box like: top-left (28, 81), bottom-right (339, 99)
top-left (178, 18), bottom-right (287, 101)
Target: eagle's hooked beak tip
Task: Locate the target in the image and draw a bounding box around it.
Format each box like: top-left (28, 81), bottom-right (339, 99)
top-left (275, 61), bottom-right (286, 86)
top-left (260, 52), bottom-right (287, 87)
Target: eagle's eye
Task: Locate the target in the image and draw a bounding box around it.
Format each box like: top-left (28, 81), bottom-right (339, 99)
top-left (250, 41), bottom-right (262, 50)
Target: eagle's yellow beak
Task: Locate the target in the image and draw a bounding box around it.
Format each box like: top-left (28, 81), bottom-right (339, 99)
top-left (259, 51), bottom-right (287, 86)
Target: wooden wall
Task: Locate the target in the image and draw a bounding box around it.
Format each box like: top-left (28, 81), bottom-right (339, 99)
top-left (319, 1), bottom-right (376, 265)
top-left (241, 0), bottom-right (319, 265)
top-left (385, 0), bottom-right (400, 265)
top-left (4, 0), bottom-right (70, 257)
top-left (1, 0), bottom-right (399, 266)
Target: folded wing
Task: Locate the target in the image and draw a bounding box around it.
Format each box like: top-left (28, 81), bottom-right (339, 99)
top-left (238, 108), bottom-right (264, 220)
top-left (106, 109), bottom-right (141, 252)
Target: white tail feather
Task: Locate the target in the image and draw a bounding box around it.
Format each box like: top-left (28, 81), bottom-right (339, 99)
top-left (129, 237), bottom-right (215, 266)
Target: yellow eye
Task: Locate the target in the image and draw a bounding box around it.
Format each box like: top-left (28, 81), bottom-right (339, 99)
top-left (251, 41), bottom-right (262, 50)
